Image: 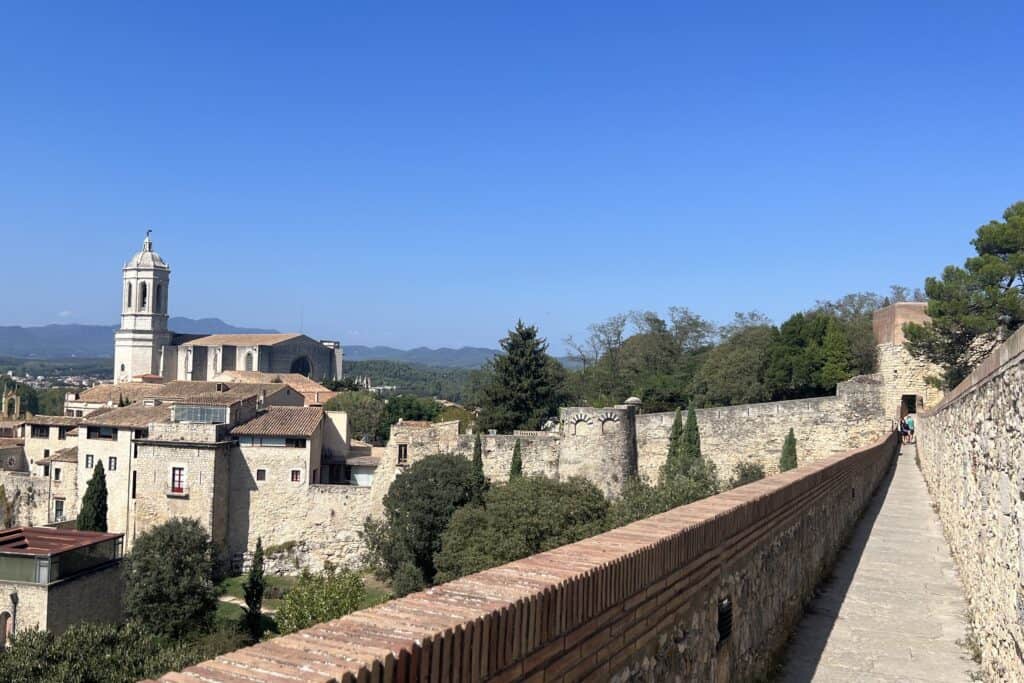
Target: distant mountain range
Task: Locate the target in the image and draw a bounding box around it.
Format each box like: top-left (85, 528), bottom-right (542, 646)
top-left (0, 318), bottom-right (276, 359)
top-left (0, 321), bottom-right (504, 368)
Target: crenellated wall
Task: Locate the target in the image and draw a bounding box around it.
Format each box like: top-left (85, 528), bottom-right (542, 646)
top-left (153, 433), bottom-right (898, 683)
top-left (916, 325), bottom-right (1024, 681)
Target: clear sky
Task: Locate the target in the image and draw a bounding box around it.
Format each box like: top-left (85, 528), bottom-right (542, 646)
top-left (1, 2), bottom-right (1022, 352)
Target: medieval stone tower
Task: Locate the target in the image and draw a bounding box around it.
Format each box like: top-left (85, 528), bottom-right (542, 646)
top-left (113, 232), bottom-right (172, 384)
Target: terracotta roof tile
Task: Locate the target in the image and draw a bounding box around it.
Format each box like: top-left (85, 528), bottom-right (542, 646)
top-left (180, 333), bottom-right (302, 347)
top-left (39, 446), bottom-right (77, 464)
top-left (22, 415), bottom-right (80, 427)
top-left (82, 404), bottom-right (172, 429)
top-left (232, 407), bottom-right (324, 437)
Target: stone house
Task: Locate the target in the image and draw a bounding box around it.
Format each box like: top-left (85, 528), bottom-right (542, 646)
top-left (0, 526), bottom-right (124, 646)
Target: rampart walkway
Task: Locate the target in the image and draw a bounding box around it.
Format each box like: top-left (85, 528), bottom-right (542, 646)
top-left (780, 444), bottom-right (976, 681)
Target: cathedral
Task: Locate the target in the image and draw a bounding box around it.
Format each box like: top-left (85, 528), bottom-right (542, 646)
top-left (113, 233), bottom-right (342, 385)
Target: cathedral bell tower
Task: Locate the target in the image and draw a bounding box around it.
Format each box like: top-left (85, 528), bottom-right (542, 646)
top-left (113, 232), bottom-right (172, 384)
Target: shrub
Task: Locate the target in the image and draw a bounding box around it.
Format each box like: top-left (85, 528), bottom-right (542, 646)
top-left (125, 518), bottom-right (220, 638)
top-left (729, 460), bottom-right (766, 488)
top-left (434, 476), bottom-right (608, 582)
top-left (391, 561), bottom-right (426, 597)
top-left (275, 566), bottom-right (365, 634)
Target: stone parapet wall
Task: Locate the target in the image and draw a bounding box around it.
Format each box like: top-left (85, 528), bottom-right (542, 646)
top-left (153, 432), bottom-right (898, 683)
top-left (916, 325), bottom-right (1024, 681)
top-left (637, 374), bottom-right (889, 484)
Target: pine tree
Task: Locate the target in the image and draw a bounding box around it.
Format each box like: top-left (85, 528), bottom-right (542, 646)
top-left (780, 428), bottom-right (798, 472)
top-left (510, 439), bottom-right (523, 479)
top-left (472, 434), bottom-right (483, 474)
top-left (244, 538), bottom-right (265, 640)
top-left (78, 462), bottom-right (108, 532)
top-left (476, 321), bottom-right (570, 432)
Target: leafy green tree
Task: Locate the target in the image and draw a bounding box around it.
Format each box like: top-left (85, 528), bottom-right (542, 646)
top-left (77, 462), bottom-right (108, 532)
top-left (243, 538), bottom-right (265, 641)
top-left (729, 460), bottom-right (766, 488)
top-left (385, 395), bottom-right (441, 424)
top-left (905, 202), bottom-right (1024, 387)
top-left (476, 321), bottom-right (570, 432)
top-left (472, 433), bottom-right (483, 474)
top-left (510, 439), bottom-right (523, 478)
top-left (125, 518), bottom-right (220, 638)
top-left (434, 476), bottom-right (608, 582)
top-left (362, 454), bottom-right (487, 585)
top-left (694, 318), bottom-right (776, 406)
top-left (780, 428), bottom-right (798, 472)
top-left (275, 566), bottom-right (366, 635)
top-left (323, 391), bottom-right (386, 443)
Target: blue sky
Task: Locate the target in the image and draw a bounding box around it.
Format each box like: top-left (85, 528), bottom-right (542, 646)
top-left (1, 2), bottom-right (1022, 352)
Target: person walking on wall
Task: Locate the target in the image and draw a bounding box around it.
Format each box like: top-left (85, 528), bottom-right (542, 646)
top-left (905, 414), bottom-right (915, 444)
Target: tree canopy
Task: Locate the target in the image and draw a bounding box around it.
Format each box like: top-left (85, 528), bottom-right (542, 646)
top-left (362, 453), bottom-right (487, 588)
top-left (476, 321), bottom-right (570, 432)
top-left (274, 566), bottom-right (366, 635)
top-left (124, 518), bottom-right (220, 639)
top-left (905, 202), bottom-right (1024, 387)
top-left (434, 476), bottom-right (608, 583)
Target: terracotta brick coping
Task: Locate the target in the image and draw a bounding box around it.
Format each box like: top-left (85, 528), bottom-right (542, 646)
top-left (152, 433), bottom-right (896, 683)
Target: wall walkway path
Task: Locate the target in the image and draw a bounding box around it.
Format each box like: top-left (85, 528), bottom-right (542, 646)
top-left (780, 444), bottom-right (977, 682)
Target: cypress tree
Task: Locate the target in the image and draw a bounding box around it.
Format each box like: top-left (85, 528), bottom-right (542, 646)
top-left (681, 405), bottom-right (701, 468)
top-left (244, 538), bottom-right (265, 640)
top-left (510, 439), bottom-right (523, 479)
top-left (780, 428), bottom-right (798, 472)
top-left (472, 434), bottom-right (483, 474)
top-left (78, 462), bottom-right (108, 532)
top-left (819, 319), bottom-right (854, 390)
top-left (661, 408), bottom-right (685, 484)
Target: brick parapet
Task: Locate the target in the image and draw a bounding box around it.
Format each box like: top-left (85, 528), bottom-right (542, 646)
top-left (154, 432), bottom-right (897, 682)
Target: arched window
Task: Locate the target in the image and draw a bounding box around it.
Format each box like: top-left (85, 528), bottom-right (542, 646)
top-left (154, 284), bottom-right (162, 313)
top-left (244, 352), bottom-right (254, 372)
top-left (126, 282), bottom-right (133, 309)
top-left (139, 282), bottom-right (148, 311)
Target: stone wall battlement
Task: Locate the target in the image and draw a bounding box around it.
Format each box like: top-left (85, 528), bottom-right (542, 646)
top-left (154, 432), bottom-right (898, 683)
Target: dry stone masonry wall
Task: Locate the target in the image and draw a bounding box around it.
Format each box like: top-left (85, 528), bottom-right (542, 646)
top-left (916, 325), bottom-right (1024, 681)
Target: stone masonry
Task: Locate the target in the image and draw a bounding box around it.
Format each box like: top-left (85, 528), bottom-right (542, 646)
top-left (916, 324), bottom-right (1024, 681)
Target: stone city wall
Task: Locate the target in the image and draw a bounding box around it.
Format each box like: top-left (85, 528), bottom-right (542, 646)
top-left (637, 374), bottom-right (890, 484)
top-left (916, 325), bottom-right (1024, 681)
top-left (154, 432), bottom-right (898, 683)
top-left (0, 471), bottom-right (50, 527)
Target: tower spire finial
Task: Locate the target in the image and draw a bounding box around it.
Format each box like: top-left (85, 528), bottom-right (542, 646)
top-left (144, 227), bottom-right (153, 251)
